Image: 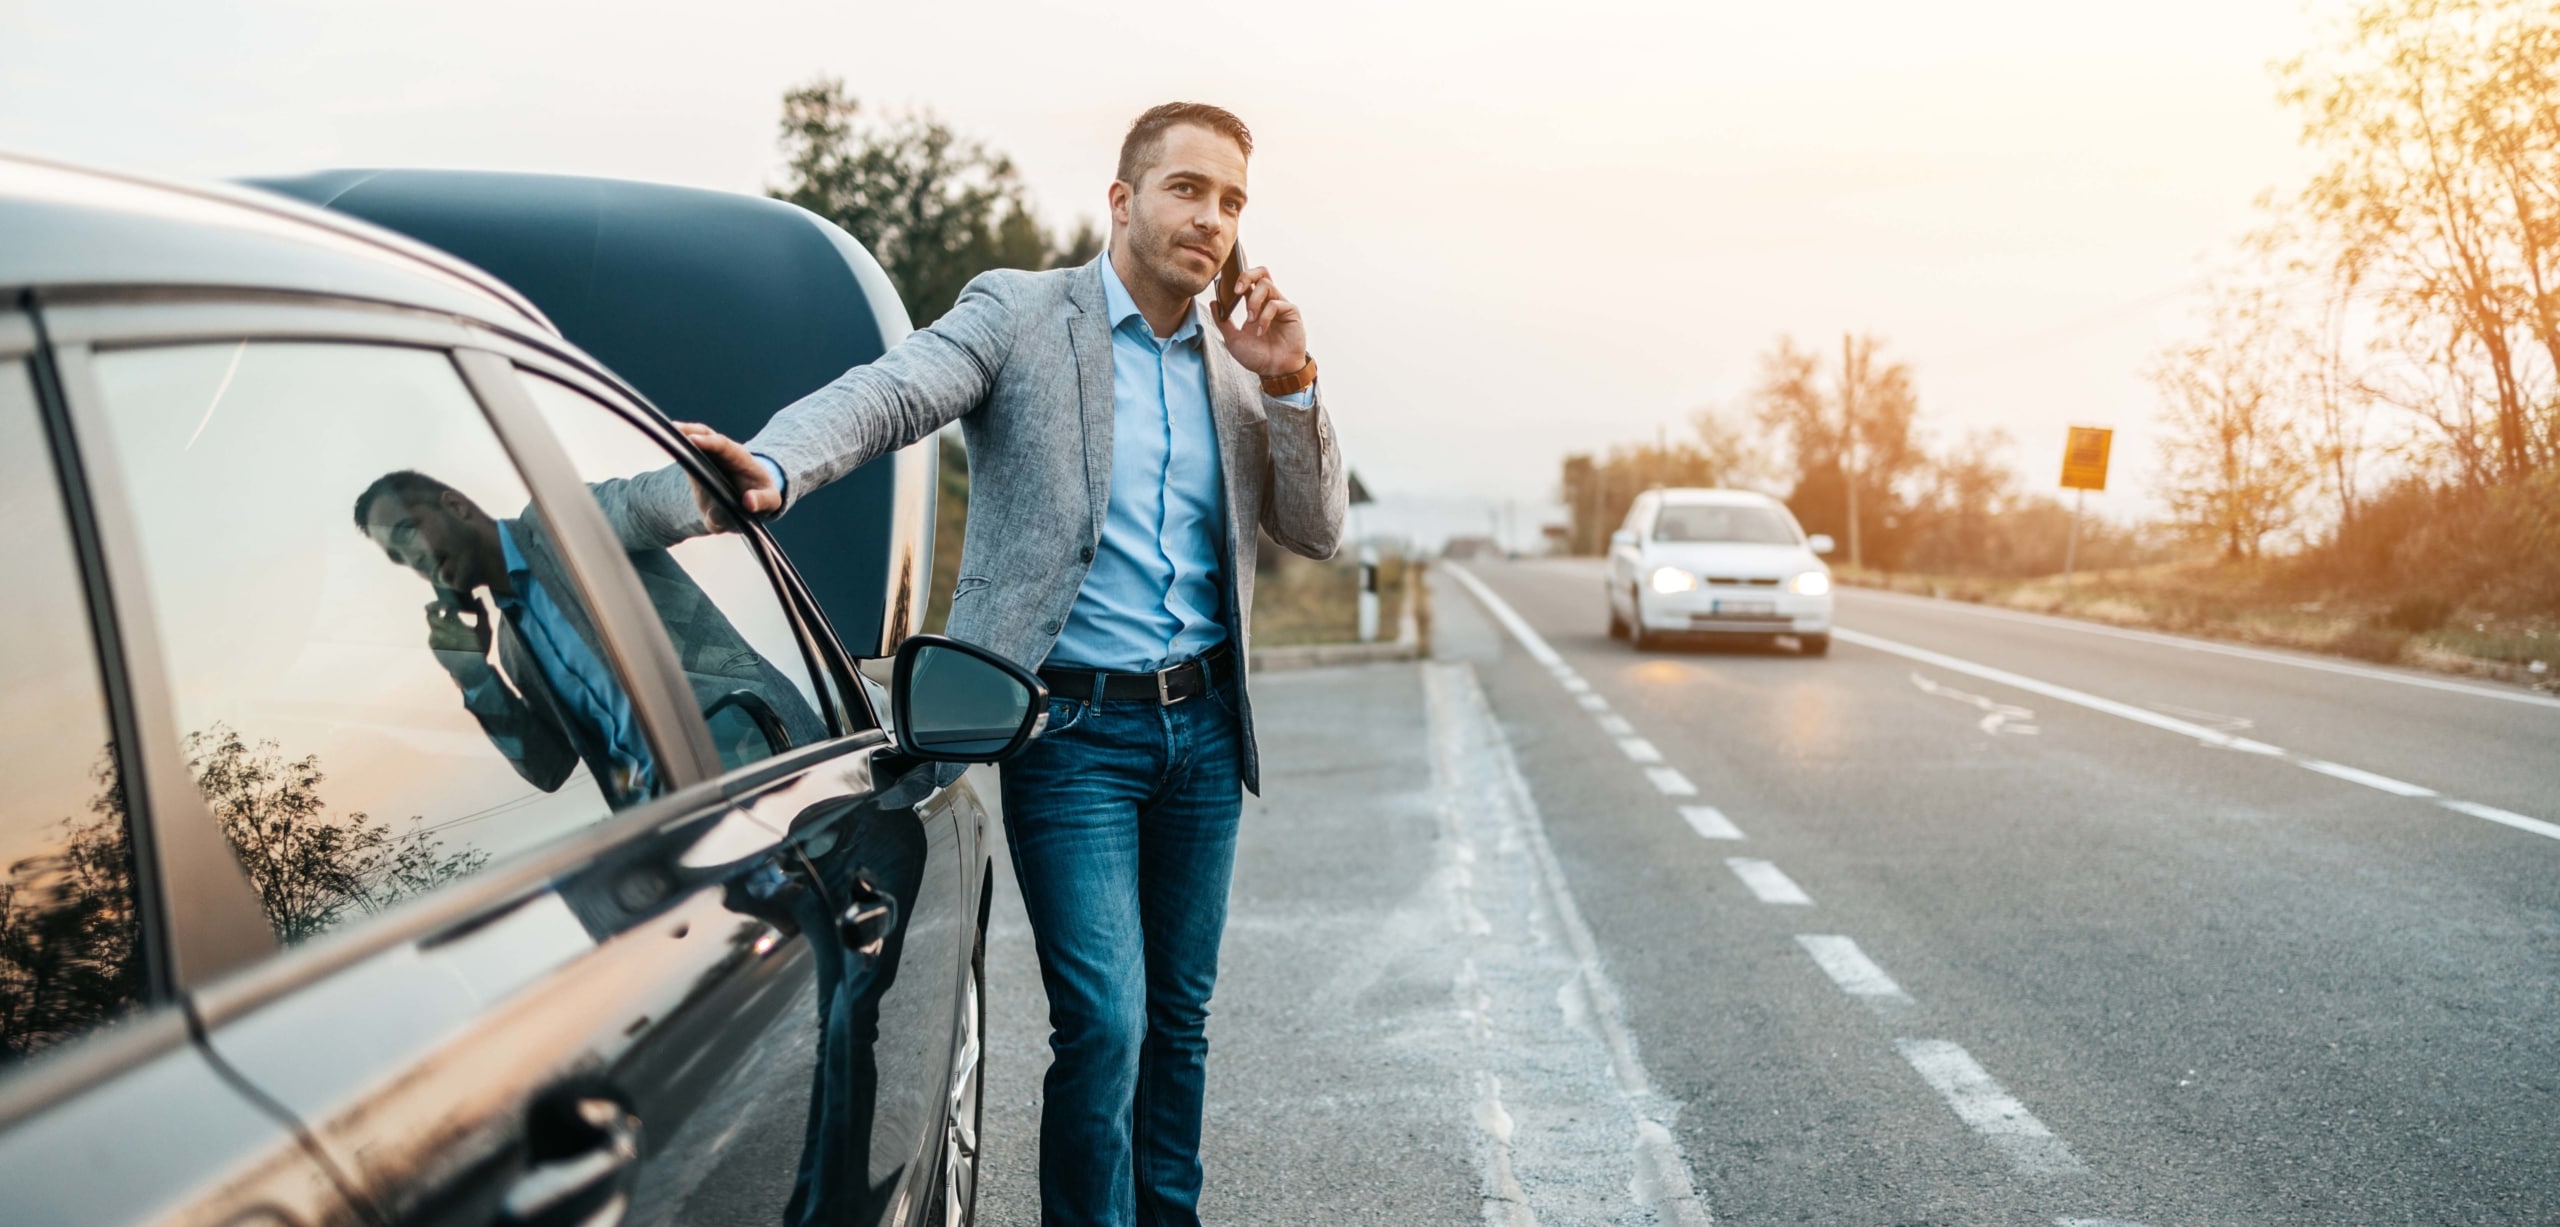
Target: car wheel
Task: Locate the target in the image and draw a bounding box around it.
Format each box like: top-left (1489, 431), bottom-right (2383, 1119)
top-left (1628, 590), bottom-right (1654, 651)
top-left (1800, 632), bottom-right (1831, 657)
top-left (927, 925), bottom-right (985, 1226)
top-left (1607, 597), bottom-right (1628, 640)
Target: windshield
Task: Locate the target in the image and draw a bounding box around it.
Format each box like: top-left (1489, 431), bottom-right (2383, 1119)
top-left (1652, 504), bottom-right (1800, 545)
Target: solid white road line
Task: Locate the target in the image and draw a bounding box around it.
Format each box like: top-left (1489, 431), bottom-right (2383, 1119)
top-left (1617, 737), bottom-right (1664, 763)
top-left (1646, 768), bottom-right (1698, 796)
top-left (1596, 714), bottom-right (1635, 736)
top-left (1835, 627), bottom-right (2560, 846)
top-left (1841, 585), bottom-right (2560, 710)
top-left (1679, 805), bottom-right (1744, 840)
top-left (2056, 1219), bottom-right (2154, 1227)
top-left (1894, 1038), bottom-right (2085, 1176)
top-left (1448, 566), bottom-right (1568, 667)
top-left (1726, 858), bottom-right (1813, 905)
top-left (1796, 935), bottom-right (1911, 1002)
top-left (2438, 799), bottom-right (2560, 842)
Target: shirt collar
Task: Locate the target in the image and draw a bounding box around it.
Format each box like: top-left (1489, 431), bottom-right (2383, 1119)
top-left (495, 521), bottom-right (532, 589)
top-left (1099, 250), bottom-right (1203, 347)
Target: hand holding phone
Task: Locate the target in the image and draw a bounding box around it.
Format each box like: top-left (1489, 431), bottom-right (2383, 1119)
top-left (1214, 239), bottom-right (1247, 323)
top-left (425, 586), bottom-right (493, 656)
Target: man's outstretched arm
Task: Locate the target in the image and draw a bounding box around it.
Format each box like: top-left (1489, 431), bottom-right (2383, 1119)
top-left (682, 270), bottom-right (1023, 522)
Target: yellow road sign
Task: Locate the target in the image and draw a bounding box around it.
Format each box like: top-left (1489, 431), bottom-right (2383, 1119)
top-left (2061, 426), bottom-right (2112, 492)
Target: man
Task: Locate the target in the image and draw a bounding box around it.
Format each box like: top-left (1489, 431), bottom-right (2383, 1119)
top-left (355, 470), bottom-right (824, 803)
top-left (680, 102), bottom-right (1343, 1225)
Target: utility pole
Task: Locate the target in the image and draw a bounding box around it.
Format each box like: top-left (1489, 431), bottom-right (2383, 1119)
top-left (1841, 333), bottom-right (1863, 569)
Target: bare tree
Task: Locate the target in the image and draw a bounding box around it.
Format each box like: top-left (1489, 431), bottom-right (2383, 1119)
top-left (1750, 333), bottom-right (1922, 568)
top-left (2151, 286), bottom-right (2318, 559)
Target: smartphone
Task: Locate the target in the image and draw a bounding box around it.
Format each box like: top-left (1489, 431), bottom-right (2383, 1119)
top-left (1214, 239), bottom-right (1247, 322)
top-left (433, 583), bottom-right (486, 628)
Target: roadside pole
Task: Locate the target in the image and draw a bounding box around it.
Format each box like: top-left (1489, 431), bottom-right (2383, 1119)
top-left (1358, 544), bottom-right (1380, 642)
top-left (2058, 426), bottom-right (2112, 589)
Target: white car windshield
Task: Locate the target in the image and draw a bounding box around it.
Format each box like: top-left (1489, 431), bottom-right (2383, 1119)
top-left (1652, 504), bottom-right (1799, 545)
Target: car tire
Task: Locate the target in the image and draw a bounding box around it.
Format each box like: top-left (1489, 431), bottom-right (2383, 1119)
top-left (1607, 598), bottom-right (1628, 640)
top-left (927, 925), bottom-right (986, 1227)
top-left (1800, 632), bottom-right (1831, 657)
top-left (1628, 590), bottom-right (1654, 651)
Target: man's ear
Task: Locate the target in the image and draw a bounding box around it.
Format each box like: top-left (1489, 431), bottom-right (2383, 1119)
top-left (1107, 179), bottom-right (1133, 230)
top-left (440, 488), bottom-right (477, 524)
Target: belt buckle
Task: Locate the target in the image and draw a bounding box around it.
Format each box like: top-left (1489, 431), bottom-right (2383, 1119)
top-left (1157, 664), bottom-right (1187, 705)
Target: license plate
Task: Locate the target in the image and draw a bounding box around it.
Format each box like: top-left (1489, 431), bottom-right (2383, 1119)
top-left (1712, 599), bottom-right (1776, 617)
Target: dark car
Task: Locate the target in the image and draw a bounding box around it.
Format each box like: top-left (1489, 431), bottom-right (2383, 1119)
top-left (0, 153), bottom-right (1039, 1227)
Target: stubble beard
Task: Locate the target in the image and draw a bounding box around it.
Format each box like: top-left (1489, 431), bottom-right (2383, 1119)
top-left (1130, 215), bottom-right (1218, 302)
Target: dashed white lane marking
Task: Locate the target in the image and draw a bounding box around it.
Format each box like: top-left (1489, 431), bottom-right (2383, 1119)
top-left (1577, 693), bottom-right (1610, 713)
top-left (1843, 585), bottom-right (2560, 709)
top-left (1617, 737), bottom-right (1665, 764)
top-left (1560, 676), bottom-right (1593, 694)
top-left (1894, 1038), bottom-right (2085, 1177)
top-left (1646, 768), bottom-right (1698, 796)
top-left (1679, 805), bottom-right (1744, 840)
top-left (2056, 1219), bottom-right (2153, 1227)
top-left (1795, 935), bottom-right (1911, 1003)
top-left (1726, 858), bottom-right (1813, 905)
top-left (1596, 714), bottom-right (1635, 736)
top-left (1835, 628), bottom-right (2560, 845)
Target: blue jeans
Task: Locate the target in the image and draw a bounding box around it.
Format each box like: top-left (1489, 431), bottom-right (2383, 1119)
top-left (998, 669), bottom-right (1244, 1227)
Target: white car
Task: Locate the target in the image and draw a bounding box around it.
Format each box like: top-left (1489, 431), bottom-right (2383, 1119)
top-left (1604, 489), bottom-right (1835, 654)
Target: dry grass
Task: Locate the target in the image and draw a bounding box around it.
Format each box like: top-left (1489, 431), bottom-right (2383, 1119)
top-left (1251, 554), bottom-right (1413, 648)
top-left (1836, 559), bottom-right (2558, 688)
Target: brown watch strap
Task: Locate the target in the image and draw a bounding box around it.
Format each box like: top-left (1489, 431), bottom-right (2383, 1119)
top-left (1260, 355), bottom-right (1318, 397)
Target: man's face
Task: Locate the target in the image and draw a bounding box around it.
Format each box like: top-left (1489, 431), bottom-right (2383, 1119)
top-left (1111, 123), bottom-right (1249, 300)
top-left (365, 489), bottom-right (491, 594)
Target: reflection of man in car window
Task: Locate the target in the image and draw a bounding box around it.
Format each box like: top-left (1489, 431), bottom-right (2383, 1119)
top-left (355, 471), bottom-right (824, 806)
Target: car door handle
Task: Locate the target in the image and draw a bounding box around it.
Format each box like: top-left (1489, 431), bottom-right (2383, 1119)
top-left (500, 1095), bottom-right (642, 1227)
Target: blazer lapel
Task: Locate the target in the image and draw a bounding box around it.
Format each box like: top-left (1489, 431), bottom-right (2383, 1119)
top-left (1064, 258), bottom-right (1114, 536)
top-left (1201, 323), bottom-right (1263, 608)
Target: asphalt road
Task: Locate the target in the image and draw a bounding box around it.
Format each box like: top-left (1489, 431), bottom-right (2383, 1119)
top-left (1445, 558), bottom-right (2560, 1226)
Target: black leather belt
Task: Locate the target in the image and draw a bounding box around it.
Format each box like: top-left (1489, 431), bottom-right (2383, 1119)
top-left (1039, 645), bottom-right (1234, 705)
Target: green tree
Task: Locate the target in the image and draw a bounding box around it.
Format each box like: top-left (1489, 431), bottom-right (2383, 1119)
top-left (0, 749), bottom-right (138, 1061)
top-left (769, 77), bottom-right (1099, 327)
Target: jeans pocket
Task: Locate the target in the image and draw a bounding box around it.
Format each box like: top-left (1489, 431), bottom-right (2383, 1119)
top-left (1038, 696), bottom-right (1089, 738)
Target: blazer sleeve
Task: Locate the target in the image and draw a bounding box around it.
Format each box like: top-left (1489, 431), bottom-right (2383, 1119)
top-left (1258, 383), bottom-right (1349, 560)
top-left (746, 270), bottom-right (1023, 513)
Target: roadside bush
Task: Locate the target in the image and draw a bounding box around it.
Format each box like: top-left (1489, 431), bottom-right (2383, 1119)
top-left (2375, 593), bottom-right (2452, 633)
top-left (2331, 624), bottom-right (2411, 663)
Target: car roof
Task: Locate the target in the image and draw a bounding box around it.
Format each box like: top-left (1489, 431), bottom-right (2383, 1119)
top-left (1654, 488), bottom-right (1782, 507)
top-left (0, 152), bottom-right (553, 333)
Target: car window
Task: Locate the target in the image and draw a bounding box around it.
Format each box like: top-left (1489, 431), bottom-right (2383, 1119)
top-left (516, 372), bottom-right (836, 771)
top-left (1653, 504), bottom-right (1800, 545)
top-left (88, 342), bottom-right (645, 948)
top-left (0, 363), bottom-right (145, 1069)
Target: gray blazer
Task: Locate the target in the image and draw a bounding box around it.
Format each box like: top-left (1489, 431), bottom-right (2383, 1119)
top-left (748, 255), bottom-right (1348, 792)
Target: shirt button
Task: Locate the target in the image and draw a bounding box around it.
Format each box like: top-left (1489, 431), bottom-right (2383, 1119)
top-left (1043, 621), bottom-right (1060, 635)
top-left (1079, 545), bottom-right (1094, 563)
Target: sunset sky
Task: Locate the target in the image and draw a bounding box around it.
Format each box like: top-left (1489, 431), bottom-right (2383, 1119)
top-left (2, 0), bottom-right (2333, 538)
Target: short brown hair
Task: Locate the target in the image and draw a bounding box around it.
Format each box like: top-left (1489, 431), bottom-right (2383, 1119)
top-left (1116, 102), bottom-right (1252, 184)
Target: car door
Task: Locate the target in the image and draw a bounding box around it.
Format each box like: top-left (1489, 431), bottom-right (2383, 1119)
top-left (47, 298), bottom-right (917, 1226)
top-left (0, 328), bottom-right (356, 1227)
top-left (500, 350), bottom-right (979, 1224)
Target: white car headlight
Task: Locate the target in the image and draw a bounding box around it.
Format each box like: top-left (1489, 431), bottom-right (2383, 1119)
top-left (1649, 566), bottom-right (1698, 594)
top-left (1790, 570), bottom-right (1832, 596)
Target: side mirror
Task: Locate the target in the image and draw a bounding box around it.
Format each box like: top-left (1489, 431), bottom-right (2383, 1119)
top-left (890, 634), bottom-right (1049, 763)
top-left (1807, 533), bottom-right (1836, 556)
top-left (1609, 529), bottom-right (1638, 551)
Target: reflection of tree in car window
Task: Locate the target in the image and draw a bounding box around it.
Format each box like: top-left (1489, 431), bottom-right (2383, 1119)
top-left (1653, 506), bottom-right (1799, 545)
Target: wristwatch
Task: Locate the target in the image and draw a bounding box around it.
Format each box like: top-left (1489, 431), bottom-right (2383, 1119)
top-left (1260, 355), bottom-right (1318, 397)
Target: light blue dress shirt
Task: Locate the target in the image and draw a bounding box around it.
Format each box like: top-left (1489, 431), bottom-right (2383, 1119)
top-left (1047, 258), bottom-right (1236, 672)
top-left (751, 257), bottom-right (1314, 674)
top-left (485, 523), bottom-right (656, 795)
